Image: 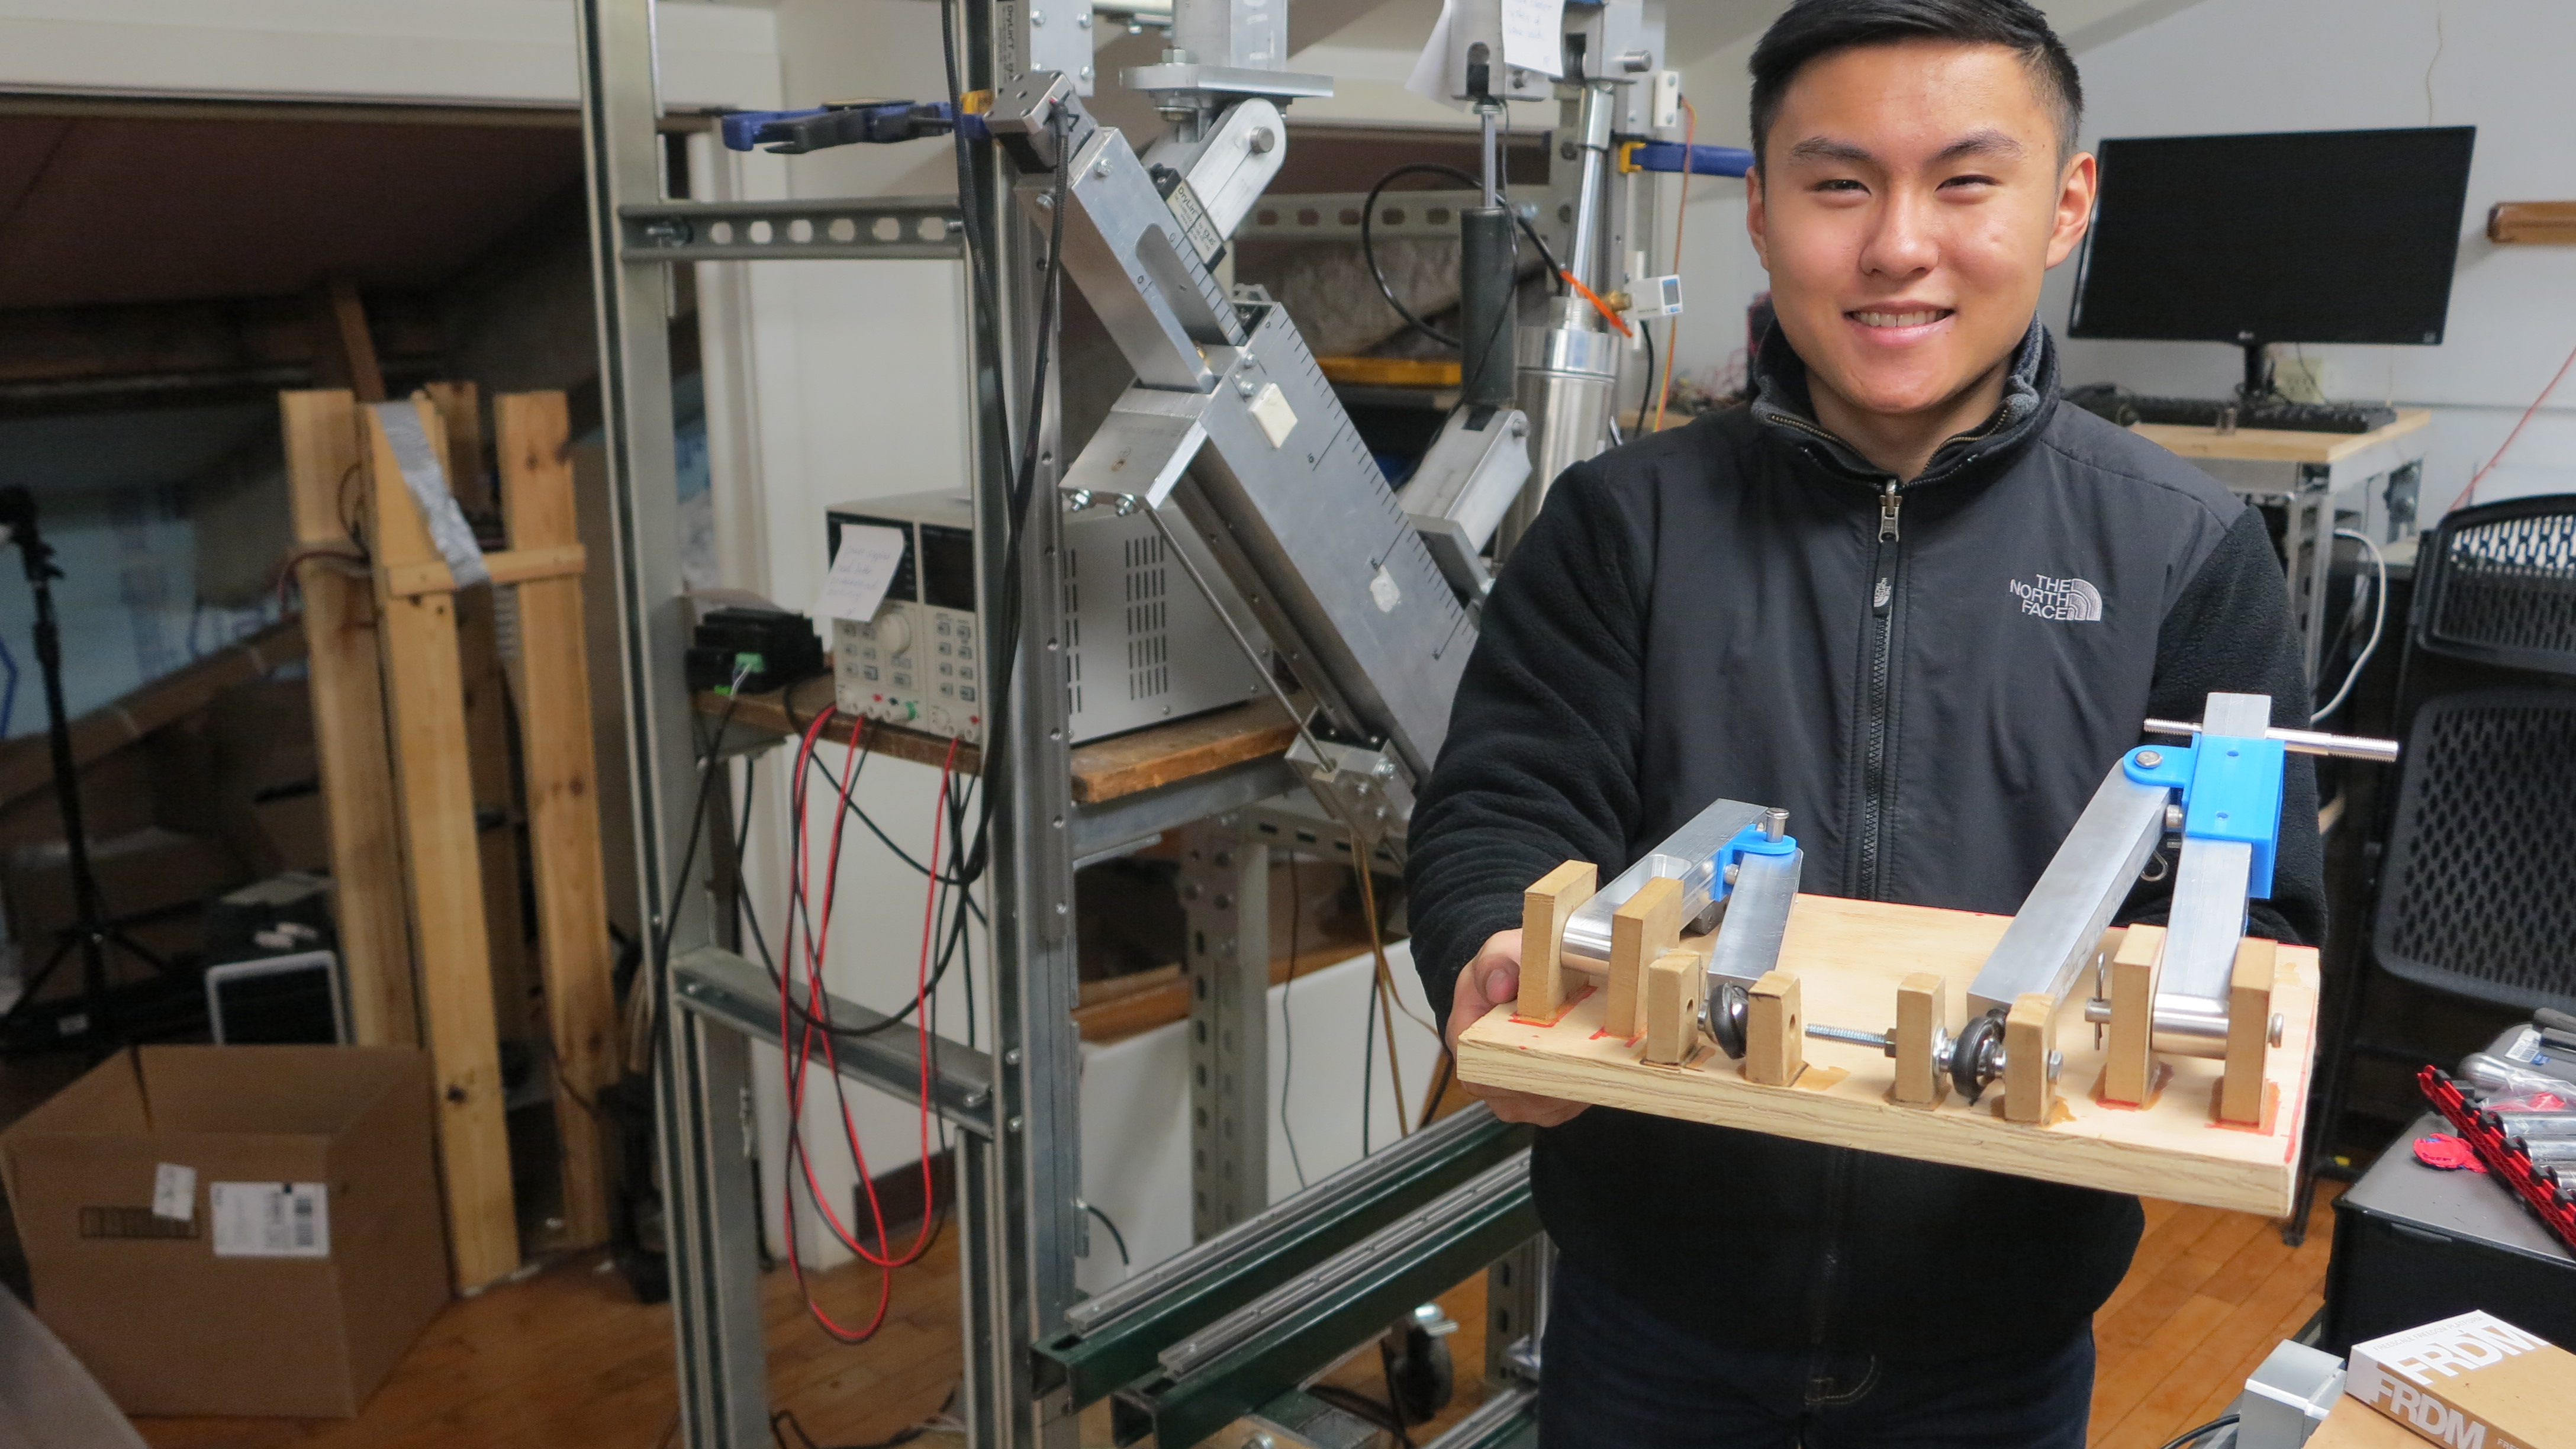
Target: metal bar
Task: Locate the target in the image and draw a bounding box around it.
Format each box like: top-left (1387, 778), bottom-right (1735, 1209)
top-left (1069, 754), bottom-right (1302, 857)
top-left (1180, 819), bottom-right (1271, 1238)
top-left (621, 198), bottom-right (966, 262)
top-left (1482, 1235), bottom-right (1551, 1389)
top-left (2159, 838), bottom-right (2255, 1004)
top-left (1040, 1103), bottom-right (1529, 1407)
top-left (1705, 847), bottom-right (1802, 987)
top-left (1115, 1155), bottom-right (1540, 1449)
top-left (1966, 765), bottom-right (2171, 1017)
top-left (1234, 190), bottom-right (1514, 242)
top-left (1560, 797), bottom-right (1769, 974)
top-left (2141, 719), bottom-right (2398, 765)
top-left (669, 945), bottom-right (996, 1133)
top-left (574, 2), bottom-right (764, 1444)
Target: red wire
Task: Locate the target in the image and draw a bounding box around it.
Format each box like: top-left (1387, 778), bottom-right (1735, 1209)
top-left (2447, 335), bottom-right (2576, 516)
top-left (772, 710), bottom-right (955, 1341)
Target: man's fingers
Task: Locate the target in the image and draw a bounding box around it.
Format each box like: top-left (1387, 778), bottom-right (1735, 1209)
top-left (1481, 961), bottom-right (1518, 1007)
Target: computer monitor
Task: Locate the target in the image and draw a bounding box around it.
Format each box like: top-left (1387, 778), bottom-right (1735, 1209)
top-left (2068, 126), bottom-right (2477, 397)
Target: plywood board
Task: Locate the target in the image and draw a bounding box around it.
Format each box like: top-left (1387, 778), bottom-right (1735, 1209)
top-left (497, 390), bottom-right (617, 1251)
top-left (2132, 408), bottom-right (2429, 465)
top-left (365, 395), bottom-right (520, 1290)
top-left (1457, 893), bottom-right (2319, 1217)
top-left (279, 390), bottom-right (414, 1049)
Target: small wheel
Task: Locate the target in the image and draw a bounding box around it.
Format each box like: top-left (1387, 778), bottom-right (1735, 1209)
top-left (1952, 1010), bottom-right (2006, 1103)
top-left (1383, 1323), bottom-right (1454, 1424)
top-left (1706, 980), bottom-right (1750, 1060)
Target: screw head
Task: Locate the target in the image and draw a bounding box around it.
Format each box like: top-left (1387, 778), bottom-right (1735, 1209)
top-left (2136, 749), bottom-right (2164, 769)
top-left (2269, 1013), bottom-right (2285, 1048)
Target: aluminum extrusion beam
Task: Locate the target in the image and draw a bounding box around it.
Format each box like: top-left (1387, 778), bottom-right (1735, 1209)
top-left (620, 198), bottom-right (965, 262)
top-left (1560, 797), bottom-right (1769, 974)
top-left (2156, 692), bottom-right (2274, 1004)
top-left (1965, 766), bottom-right (2171, 1017)
top-left (1038, 1103), bottom-right (1530, 1407)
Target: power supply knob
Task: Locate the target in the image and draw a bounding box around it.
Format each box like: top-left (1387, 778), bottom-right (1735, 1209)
top-left (875, 611), bottom-right (913, 657)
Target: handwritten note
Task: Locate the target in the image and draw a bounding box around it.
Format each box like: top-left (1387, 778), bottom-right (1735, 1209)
top-left (1500, 0), bottom-right (1566, 79)
top-left (814, 524), bottom-right (906, 624)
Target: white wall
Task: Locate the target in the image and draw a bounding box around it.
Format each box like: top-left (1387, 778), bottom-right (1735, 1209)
top-left (1666, 0), bottom-right (2576, 517)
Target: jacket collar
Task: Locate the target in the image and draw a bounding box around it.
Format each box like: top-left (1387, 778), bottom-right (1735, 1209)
top-left (1748, 313), bottom-right (2059, 490)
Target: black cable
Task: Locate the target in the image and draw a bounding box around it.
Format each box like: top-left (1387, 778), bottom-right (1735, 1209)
top-left (1359, 160), bottom-right (1564, 350)
top-left (1638, 318), bottom-right (1659, 437)
top-left (1361, 870), bottom-right (1379, 1156)
top-left (771, 1407), bottom-right (924, 1449)
top-left (1083, 1201), bottom-right (1131, 1267)
top-left (1418, 1048), bottom-right (1453, 1132)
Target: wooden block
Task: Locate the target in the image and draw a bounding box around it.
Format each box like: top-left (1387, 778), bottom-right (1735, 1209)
top-left (1891, 971), bottom-right (1947, 1107)
top-left (366, 395), bottom-right (521, 1291)
top-left (1605, 876), bottom-right (1682, 1039)
top-left (1744, 971), bottom-right (1804, 1087)
top-left (1518, 860), bottom-right (1597, 1022)
top-left (500, 391), bottom-right (620, 1250)
top-left (280, 391), bottom-right (417, 1049)
top-left (2220, 938), bottom-right (2276, 1126)
top-left (1642, 949), bottom-right (1702, 1065)
top-left (2004, 992), bottom-right (2056, 1125)
top-left (2488, 200), bottom-right (2576, 245)
top-left (2104, 924), bottom-right (2166, 1107)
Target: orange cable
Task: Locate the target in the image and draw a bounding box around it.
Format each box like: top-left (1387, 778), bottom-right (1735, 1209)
top-left (1653, 96), bottom-right (1699, 434)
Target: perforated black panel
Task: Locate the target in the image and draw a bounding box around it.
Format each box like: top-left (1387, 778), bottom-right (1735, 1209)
top-left (2374, 689), bottom-right (2576, 1011)
top-left (2420, 498), bottom-right (2576, 675)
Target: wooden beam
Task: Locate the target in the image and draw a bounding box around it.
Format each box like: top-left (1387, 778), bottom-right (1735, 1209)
top-left (1891, 971), bottom-right (1947, 1108)
top-left (384, 543), bottom-right (585, 598)
top-left (1641, 949), bottom-right (1701, 1066)
top-left (279, 391), bottom-right (414, 1049)
top-left (1517, 860), bottom-right (1596, 1023)
top-left (1745, 971), bottom-right (1804, 1087)
top-left (324, 276), bottom-right (387, 402)
top-left (1605, 876), bottom-right (1681, 1040)
top-left (2003, 993), bottom-right (2057, 1125)
top-left (2220, 940), bottom-right (2278, 1128)
top-left (2488, 201), bottom-right (2576, 245)
top-left (365, 395), bottom-right (520, 1290)
top-left (498, 391), bottom-right (620, 1252)
top-left (2103, 925), bottom-right (2166, 1108)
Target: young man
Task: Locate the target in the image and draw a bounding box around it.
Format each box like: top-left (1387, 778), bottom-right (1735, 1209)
top-left (1406, 2), bottom-right (2324, 1444)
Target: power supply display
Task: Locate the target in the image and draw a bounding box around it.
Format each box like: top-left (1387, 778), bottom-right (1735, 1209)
top-left (823, 491), bottom-right (1267, 747)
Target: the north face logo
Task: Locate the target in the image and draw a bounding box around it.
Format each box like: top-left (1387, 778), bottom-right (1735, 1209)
top-left (2010, 574), bottom-right (2103, 622)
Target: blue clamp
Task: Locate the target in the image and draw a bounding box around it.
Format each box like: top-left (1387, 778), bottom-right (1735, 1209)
top-left (2123, 735), bottom-right (2288, 898)
top-left (721, 101), bottom-right (981, 154)
top-left (1711, 822), bottom-right (1799, 901)
top-left (1615, 139), bottom-right (1755, 178)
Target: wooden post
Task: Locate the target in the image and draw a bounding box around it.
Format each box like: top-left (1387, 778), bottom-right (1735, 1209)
top-left (1745, 971), bottom-right (1804, 1087)
top-left (1519, 860), bottom-right (1597, 1022)
top-left (1891, 971), bottom-right (1947, 1107)
top-left (1642, 949), bottom-right (1702, 1065)
top-left (1605, 876), bottom-right (1682, 1039)
top-left (2104, 925), bottom-right (2166, 1107)
top-left (2220, 939), bottom-right (2278, 1126)
top-left (279, 391), bottom-right (417, 1048)
top-left (2004, 993), bottom-right (2057, 1125)
top-left (366, 395), bottom-right (520, 1290)
top-left (427, 384), bottom-right (540, 1057)
top-left (498, 391), bottom-right (621, 1250)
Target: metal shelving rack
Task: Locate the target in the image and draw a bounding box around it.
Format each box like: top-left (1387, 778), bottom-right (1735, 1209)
top-left (574, 5), bottom-right (1569, 1445)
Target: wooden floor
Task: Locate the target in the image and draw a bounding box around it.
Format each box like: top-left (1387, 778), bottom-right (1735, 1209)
top-left (131, 1186), bottom-right (2343, 1449)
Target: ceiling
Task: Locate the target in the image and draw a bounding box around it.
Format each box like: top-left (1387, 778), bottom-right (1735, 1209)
top-left (0, 109), bottom-right (585, 311)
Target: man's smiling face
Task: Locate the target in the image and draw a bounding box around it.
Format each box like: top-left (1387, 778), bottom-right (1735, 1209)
top-left (1746, 37), bottom-right (2095, 426)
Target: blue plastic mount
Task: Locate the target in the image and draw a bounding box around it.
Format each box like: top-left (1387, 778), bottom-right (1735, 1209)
top-left (2121, 736), bottom-right (2287, 899)
top-left (1710, 822), bottom-right (1799, 901)
top-left (1618, 140), bottom-right (1755, 178)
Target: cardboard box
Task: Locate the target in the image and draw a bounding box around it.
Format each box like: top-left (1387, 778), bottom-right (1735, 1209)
top-left (2310, 1395), bottom-right (2449, 1448)
top-left (0, 1046), bottom-right (449, 1417)
top-left (2348, 1310), bottom-right (2576, 1449)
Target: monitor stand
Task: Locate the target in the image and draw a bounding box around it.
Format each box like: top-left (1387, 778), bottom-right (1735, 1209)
top-left (2236, 337), bottom-right (2279, 403)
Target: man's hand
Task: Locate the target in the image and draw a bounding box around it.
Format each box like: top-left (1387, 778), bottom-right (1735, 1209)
top-left (1445, 928), bottom-right (1589, 1128)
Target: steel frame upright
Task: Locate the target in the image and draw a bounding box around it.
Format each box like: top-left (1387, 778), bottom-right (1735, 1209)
top-left (575, 2), bottom-right (1084, 1445)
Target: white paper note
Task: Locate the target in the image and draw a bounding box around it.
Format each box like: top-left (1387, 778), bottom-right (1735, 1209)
top-left (151, 1162), bottom-right (196, 1222)
top-left (210, 1181), bottom-right (330, 1258)
top-left (1500, 0), bottom-right (1566, 79)
top-left (813, 524), bottom-right (906, 624)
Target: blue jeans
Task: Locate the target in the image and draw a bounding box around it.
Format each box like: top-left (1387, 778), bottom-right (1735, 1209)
top-left (1537, 1257), bottom-right (2094, 1449)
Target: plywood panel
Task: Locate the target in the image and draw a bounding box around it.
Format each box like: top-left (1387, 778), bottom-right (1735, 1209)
top-left (1458, 893), bottom-right (2319, 1217)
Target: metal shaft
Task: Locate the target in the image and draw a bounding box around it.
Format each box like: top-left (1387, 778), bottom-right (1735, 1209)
top-left (2143, 718), bottom-right (2399, 765)
top-left (1805, 1023), bottom-right (1895, 1055)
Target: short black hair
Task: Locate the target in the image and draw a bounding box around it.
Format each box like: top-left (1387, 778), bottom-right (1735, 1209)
top-left (1748, 0), bottom-right (2084, 169)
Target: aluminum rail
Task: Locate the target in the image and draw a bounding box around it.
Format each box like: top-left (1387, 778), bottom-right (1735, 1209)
top-left (1037, 1103), bottom-right (1529, 1406)
top-left (668, 946), bottom-right (996, 1134)
top-left (1112, 1154), bottom-right (1541, 1449)
top-left (1423, 1386), bottom-right (1541, 1449)
top-left (2142, 718), bottom-right (2400, 765)
top-left (1559, 797), bottom-right (1769, 973)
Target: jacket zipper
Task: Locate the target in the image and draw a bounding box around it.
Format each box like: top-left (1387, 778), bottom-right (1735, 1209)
top-left (1808, 1143), bottom-right (1856, 1347)
top-left (1856, 480), bottom-right (1903, 901)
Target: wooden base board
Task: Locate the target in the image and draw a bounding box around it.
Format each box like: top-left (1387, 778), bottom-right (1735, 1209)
top-left (1457, 893), bottom-right (2319, 1218)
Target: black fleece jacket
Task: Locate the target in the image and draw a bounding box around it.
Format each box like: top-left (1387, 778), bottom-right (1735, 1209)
top-left (1406, 318), bottom-right (2323, 1360)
